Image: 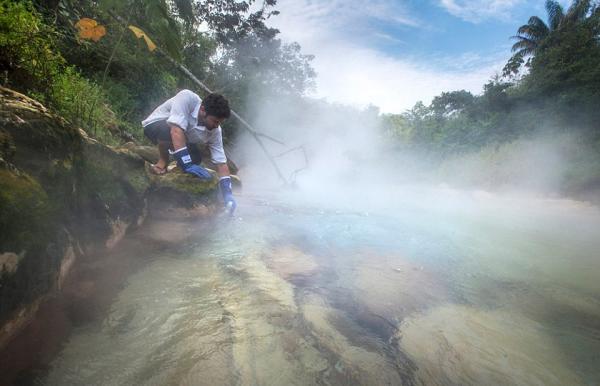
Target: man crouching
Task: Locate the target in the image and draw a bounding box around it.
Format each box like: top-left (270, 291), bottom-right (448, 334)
top-left (142, 89), bottom-right (236, 214)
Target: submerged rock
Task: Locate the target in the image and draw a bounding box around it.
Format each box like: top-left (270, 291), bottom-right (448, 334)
top-left (398, 304), bottom-right (586, 386)
top-left (351, 252), bottom-right (449, 322)
top-left (263, 245), bottom-right (319, 280)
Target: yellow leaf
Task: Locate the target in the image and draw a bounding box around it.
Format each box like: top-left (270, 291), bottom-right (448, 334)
top-left (75, 18), bottom-right (106, 42)
top-left (128, 25), bottom-right (157, 52)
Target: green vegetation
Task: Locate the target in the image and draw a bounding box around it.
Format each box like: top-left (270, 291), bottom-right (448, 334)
top-left (0, 0), bottom-right (63, 94)
top-left (508, 0), bottom-right (597, 63)
top-left (3, 0), bottom-right (321, 323)
top-left (0, 0), bottom-right (315, 144)
top-left (1, 0), bottom-right (599, 198)
top-left (382, 0), bottom-right (600, 197)
top-left (48, 67), bottom-right (120, 143)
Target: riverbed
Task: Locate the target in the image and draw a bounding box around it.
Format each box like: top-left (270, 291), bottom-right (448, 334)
top-left (32, 186), bottom-right (600, 385)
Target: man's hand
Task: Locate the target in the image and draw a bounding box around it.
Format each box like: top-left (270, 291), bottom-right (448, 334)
top-left (219, 176), bottom-right (237, 216)
top-left (172, 146), bottom-right (212, 180)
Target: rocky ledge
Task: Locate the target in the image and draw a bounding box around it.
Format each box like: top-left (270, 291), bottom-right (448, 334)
top-left (0, 87), bottom-right (235, 348)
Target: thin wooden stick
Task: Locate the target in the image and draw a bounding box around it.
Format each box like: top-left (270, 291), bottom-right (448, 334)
top-left (107, 9), bottom-right (289, 185)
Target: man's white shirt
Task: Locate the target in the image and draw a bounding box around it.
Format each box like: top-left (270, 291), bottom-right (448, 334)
top-left (141, 89), bottom-right (227, 164)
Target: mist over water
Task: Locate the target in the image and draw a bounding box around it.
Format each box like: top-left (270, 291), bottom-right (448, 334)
top-left (39, 93), bottom-right (600, 385)
top-left (42, 189), bottom-right (600, 385)
top-left (235, 89), bottom-right (595, 213)
top-left (230, 91), bottom-right (600, 384)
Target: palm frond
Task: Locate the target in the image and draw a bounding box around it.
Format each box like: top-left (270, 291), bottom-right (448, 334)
top-left (545, 0), bottom-right (565, 30)
top-left (517, 17), bottom-right (550, 40)
top-left (527, 16), bottom-right (550, 35)
top-left (511, 36), bottom-right (538, 56)
top-left (565, 0), bottom-right (592, 24)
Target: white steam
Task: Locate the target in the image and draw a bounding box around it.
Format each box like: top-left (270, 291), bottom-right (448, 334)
top-left (232, 86), bottom-right (599, 217)
top-left (233, 92), bottom-right (393, 211)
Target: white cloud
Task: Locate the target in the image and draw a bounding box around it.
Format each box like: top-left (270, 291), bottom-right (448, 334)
top-left (268, 0), bottom-right (508, 114)
top-left (439, 0), bottom-right (525, 23)
top-left (269, 0), bottom-right (420, 43)
top-left (308, 43), bottom-right (505, 113)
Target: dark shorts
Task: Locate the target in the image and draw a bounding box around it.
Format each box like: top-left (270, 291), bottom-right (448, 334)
top-left (143, 119), bottom-right (173, 144)
top-left (143, 120), bottom-right (202, 164)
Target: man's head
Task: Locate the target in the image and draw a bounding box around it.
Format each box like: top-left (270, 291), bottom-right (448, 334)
top-left (199, 93), bottom-right (231, 130)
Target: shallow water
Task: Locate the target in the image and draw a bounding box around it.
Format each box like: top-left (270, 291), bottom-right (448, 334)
top-left (42, 187), bottom-right (600, 385)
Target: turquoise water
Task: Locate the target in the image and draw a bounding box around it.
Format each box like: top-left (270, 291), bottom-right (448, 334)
top-left (43, 188), bottom-right (600, 385)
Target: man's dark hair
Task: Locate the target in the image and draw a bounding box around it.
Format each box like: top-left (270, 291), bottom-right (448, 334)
top-left (202, 93), bottom-right (231, 119)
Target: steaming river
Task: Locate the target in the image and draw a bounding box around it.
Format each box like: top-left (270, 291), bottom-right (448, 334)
top-left (41, 187), bottom-right (600, 385)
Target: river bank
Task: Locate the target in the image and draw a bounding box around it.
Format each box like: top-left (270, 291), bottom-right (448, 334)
top-left (0, 87), bottom-right (225, 360)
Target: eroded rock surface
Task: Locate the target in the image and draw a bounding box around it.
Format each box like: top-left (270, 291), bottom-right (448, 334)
top-left (0, 87), bottom-right (228, 350)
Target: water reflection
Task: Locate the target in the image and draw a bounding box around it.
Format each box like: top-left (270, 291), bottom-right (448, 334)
top-left (43, 188), bottom-right (600, 385)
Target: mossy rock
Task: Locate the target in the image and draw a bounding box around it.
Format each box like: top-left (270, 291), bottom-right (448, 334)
top-left (0, 87), bottom-right (233, 327)
top-left (83, 139), bottom-right (151, 197)
top-left (121, 143), bottom-right (159, 164)
top-left (146, 162), bottom-right (218, 194)
top-left (0, 129), bottom-right (16, 162)
top-left (144, 162), bottom-right (220, 209)
top-left (123, 142), bottom-right (240, 175)
top-left (0, 168), bottom-right (53, 252)
top-left (0, 88), bottom-right (82, 170)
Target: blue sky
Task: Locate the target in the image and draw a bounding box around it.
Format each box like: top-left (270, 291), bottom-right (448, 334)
top-left (267, 0), bottom-right (567, 113)
top-left (369, 1), bottom-right (545, 63)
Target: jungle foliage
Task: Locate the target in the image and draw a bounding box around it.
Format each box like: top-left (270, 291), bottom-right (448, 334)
top-left (0, 0), bottom-right (315, 144)
top-left (1, 0), bottom-right (599, 196)
top-left (382, 0), bottom-right (600, 161)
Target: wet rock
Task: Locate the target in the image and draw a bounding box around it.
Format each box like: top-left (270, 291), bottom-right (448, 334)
top-left (263, 245), bottom-right (319, 281)
top-left (398, 304), bottom-right (587, 386)
top-left (146, 161), bottom-right (218, 196)
top-left (301, 293), bottom-right (411, 385)
top-left (138, 220), bottom-right (197, 245)
top-left (351, 253), bottom-right (449, 322)
top-left (105, 218), bottom-right (130, 250)
top-left (105, 303), bottom-right (138, 334)
top-left (0, 252), bottom-right (21, 275)
top-left (215, 251), bottom-right (332, 385)
top-left (122, 141), bottom-right (240, 175)
top-left (122, 142), bottom-right (159, 164)
top-left (148, 204), bottom-right (212, 221)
